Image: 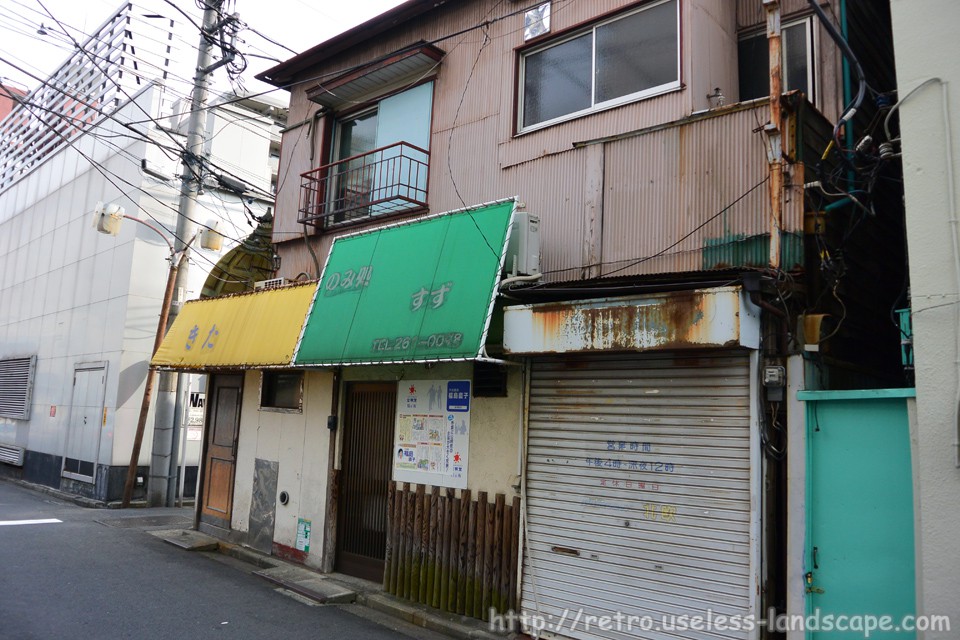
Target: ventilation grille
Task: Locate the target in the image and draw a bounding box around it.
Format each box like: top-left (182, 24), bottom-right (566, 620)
top-left (473, 361), bottom-right (509, 397)
top-left (254, 277), bottom-right (289, 291)
top-left (0, 355), bottom-right (36, 420)
top-left (0, 444), bottom-right (25, 467)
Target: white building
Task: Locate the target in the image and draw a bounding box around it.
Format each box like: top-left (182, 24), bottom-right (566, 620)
top-left (0, 2), bottom-right (286, 503)
top-left (891, 0), bottom-right (960, 634)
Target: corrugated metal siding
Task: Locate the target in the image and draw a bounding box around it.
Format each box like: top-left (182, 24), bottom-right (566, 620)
top-left (522, 351), bottom-right (754, 640)
top-left (600, 103), bottom-right (788, 278)
top-left (274, 110), bottom-right (322, 243)
top-left (736, 0), bottom-right (812, 29)
top-left (499, 149), bottom-right (589, 279)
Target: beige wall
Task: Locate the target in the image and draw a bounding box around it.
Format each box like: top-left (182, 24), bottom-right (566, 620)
top-left (232, 369), bottom-right (334, 568)
top-left (342, 362), bottom-right (523, 500)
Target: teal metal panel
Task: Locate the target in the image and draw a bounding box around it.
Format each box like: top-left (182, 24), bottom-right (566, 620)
top-left (805, 396), bottom-right (916, 639)
top-left (798, 388), bottom-right (916, 401)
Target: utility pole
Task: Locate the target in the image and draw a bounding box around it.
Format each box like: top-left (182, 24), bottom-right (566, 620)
top-left (764, 0), bottom-right (784, 270)
top-left (147, 0), bottom-right (232, 507)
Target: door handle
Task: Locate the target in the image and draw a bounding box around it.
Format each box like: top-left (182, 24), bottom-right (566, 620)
top-left (805, 571), bottom-right (825, 594)
top-left (813, 546), bottom-right (819, 569)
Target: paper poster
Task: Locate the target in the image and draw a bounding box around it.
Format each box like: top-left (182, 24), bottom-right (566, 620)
top-left (393, 380), bottom-right (470, 489)
top-left (296, 518), bottom-right (311, 552)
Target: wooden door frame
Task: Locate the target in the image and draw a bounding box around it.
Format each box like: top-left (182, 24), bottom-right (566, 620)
top-left (324, 379), bottom-right (396, 579)
top-left (194, 372), bottom-right (243, 532)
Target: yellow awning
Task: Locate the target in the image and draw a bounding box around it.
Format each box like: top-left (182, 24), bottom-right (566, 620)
top-left (152, 282), bottom-right (317, 370)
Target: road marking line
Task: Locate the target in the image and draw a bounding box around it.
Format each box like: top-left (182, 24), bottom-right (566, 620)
top-left (0, 518), bottom-right (63, 526)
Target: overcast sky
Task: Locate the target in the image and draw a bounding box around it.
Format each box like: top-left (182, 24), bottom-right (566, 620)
top-left (0, 0), bottom-right (405, 101)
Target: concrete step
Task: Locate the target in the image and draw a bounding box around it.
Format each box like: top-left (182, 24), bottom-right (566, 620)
top-left (150, 528), bottom-right (219, 551)
top-left (253, 565), bottom-right (357, 604)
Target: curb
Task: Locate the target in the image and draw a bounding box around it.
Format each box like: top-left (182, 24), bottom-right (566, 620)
top-left (0, 476), bottom-right (143, 509)
top-left (359, 592), bottom-right (514, 640)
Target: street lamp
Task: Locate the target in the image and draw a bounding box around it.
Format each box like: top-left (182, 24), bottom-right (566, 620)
top-left (92, 202), bottom-right (216, 507)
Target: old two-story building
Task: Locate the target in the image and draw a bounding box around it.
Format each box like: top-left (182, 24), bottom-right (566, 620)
top-left (152, 1), bottom-right (910, 637)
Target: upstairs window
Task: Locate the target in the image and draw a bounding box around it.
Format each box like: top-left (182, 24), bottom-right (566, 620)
top-left (300, 82), bottom-right (434, 228)
top-left (738, 18), bottom-right (815, 103)
top-left (518, 0), bottom-right (680, 132)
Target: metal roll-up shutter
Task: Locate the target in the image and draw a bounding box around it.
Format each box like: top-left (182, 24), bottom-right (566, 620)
top-left (521, 350), bottom-right (755, 640)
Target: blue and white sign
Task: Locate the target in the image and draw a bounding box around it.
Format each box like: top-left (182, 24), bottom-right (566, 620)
top-left (447, 380), bottom-right (471, 412)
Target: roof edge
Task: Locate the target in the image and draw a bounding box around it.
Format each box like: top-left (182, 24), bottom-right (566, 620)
top-left (256, 0), bottom-right (450, 88)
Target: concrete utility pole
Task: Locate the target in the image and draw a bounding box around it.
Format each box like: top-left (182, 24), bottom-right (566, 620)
top-left (147, 0), bottom-right (228, 507)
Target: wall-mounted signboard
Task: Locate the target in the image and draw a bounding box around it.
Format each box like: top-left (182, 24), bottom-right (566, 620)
top-left (393, 379), bottom-right (470, 489)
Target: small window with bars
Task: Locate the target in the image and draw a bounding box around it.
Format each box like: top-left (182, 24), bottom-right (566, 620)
top-left (473, 361), bottom-right (509, 398)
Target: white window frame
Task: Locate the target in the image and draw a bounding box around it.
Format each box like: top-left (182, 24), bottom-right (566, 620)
top-left (738, 16), bottom-right (818, 106)
top-left (517, 0), bottom-right (681, 134)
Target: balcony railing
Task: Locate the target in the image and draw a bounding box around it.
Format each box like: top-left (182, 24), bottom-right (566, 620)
top-left (299, 141), bottom-right (429, 228)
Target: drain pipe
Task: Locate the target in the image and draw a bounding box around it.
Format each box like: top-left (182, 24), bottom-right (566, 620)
top-left (743, 271), bottom-right (788, 354)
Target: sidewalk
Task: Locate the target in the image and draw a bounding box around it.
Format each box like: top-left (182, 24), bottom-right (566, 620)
top-left (154, 528), bottom-right (515, 640)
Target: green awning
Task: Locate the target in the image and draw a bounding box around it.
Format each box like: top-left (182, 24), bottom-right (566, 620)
top-left (294, 199), bottom-right (517, 365)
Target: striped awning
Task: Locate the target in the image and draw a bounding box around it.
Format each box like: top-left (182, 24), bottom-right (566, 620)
top-left (151, 282), bottom-right (317, 370)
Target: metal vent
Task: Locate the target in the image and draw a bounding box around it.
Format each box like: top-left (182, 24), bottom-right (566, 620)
top-left (473, 361), bottom-right (508, 397)
top-left (254, 277), bottom-right (289, 290)
top-left (0, 444), bottom-right (25, 466)
top-left (0, 356), bottom-right (36, 420)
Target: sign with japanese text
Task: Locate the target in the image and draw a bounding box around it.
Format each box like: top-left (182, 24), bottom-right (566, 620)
top-left (296, 517), bottom-right (311, 552)
top-left (151, 283), bottom-right (317, 369)
top-left (393, 379), bottom-right (470, 489)
top-left (294, 200), bottom-right (516, 365)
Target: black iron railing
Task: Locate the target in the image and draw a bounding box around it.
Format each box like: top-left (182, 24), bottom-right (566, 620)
top-left (299, 141), bottom-right (429, 228)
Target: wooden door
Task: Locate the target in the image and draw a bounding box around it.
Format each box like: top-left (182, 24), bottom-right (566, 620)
top-left (200, 374), bottom-right (243, 529)
top-left (336, 382), bottom-right (396, 581)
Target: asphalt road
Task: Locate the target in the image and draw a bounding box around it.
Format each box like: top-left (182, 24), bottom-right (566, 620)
top-left (0, 480), bottom-right (449, 640)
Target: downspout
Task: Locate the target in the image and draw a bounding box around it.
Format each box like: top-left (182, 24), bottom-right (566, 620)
top-left (840, 0), bottom-right (853, 155)
top-left (764, 0), bottom-right (784, 270)
top-left (840, 0), bottom-right (856, 189)
top-left (321, 366), bottom-right (342, 572)
top-left (303, 108), bottom-right (325, 278)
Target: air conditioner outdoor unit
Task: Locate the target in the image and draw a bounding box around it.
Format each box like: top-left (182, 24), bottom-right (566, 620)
top-left (504, 212), bottom-right (541, 276)
top-left (254, 277), bottom-right (289, 291)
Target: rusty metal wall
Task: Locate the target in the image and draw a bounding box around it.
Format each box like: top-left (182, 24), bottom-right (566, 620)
top-left (599, 102), bottom-right (803, 278)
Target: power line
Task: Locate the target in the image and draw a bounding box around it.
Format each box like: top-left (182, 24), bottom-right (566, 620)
top-left (240, 21), bottom-right (298, 56)
top-left (0, 49), bottom-right (278, 206)
top-left (0, 78), bottom-right (256, 258)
